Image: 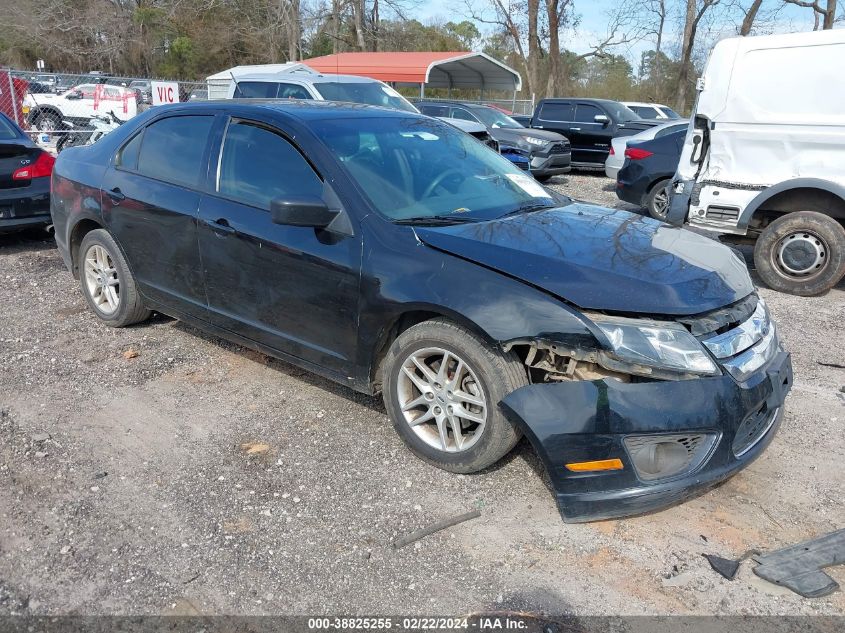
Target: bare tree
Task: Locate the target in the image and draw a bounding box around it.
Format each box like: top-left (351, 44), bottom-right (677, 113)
top-left (783, 0), bottom-right (837, 29)
top-left (739, 0), bottom-right (764, 33)
top-left (675, 0), bottom-right (720, 112)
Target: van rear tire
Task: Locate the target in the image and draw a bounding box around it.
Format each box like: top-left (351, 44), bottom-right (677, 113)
top-left (753, 211), bottom-right (845, 296)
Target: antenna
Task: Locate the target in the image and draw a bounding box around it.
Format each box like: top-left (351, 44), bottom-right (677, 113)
top-left (229, 70), bottom-right (241, 98)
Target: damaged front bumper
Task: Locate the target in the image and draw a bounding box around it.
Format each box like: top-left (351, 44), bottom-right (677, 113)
top-left (500, 350), bottom-right (792, 522)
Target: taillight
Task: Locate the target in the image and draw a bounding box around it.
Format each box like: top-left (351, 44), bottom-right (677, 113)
top-left (12, 151), bottom-right (55, 181)
top-left (624, 147), bottom-right (653, 160)
top-left (609, 146), bottom-right (615, 156)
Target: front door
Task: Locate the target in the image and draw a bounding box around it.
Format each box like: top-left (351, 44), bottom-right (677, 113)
top-left (573, 103), bottom-right (613, 166)
top-left (102, 114), bottom-right (215, 318)
top-left (197, 118), bottom-right (361, 376)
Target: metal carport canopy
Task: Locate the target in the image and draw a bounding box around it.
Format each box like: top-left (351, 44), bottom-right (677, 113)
top-left (303, 52), bottom-right (522, 92)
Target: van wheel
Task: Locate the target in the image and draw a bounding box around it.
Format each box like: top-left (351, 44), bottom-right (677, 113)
top-left (753, 211), bottom-right (845, 296)
top-left (78, 229), bottom-right (151, 327)
top-left (382, 318), bottom-right (528, 473)
top-left (646, 179), bottom-right (671, 221)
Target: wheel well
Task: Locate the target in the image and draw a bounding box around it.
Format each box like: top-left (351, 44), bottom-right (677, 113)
top-left (754, 187), bottom-right (845, 228)
top-left (30, 106), bottom-right (62, 121)
top-left (368, 310), bottom-right (501, 394)
top-left (647, 176), bottom-right (672, 195)
top-left (69, 219), bottom-right (104, 279)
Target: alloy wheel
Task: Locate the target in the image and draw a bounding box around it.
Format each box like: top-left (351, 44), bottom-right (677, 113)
top-left (396, 347), bottom-right (487, 453)
top-left (83, 244), bottom-right (120, 315)
top-left (651, 187), bottom-right (670, 219)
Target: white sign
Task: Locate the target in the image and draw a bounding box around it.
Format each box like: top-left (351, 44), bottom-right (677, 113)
top-left (36, 59), bottom-right (45, 71)
top-left (151, 81), bottom-right (180, 106)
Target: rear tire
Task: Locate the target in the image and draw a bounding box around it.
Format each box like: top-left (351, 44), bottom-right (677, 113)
top-left (382, 318), bottom-right (528, 473)
top-left (78, 229), bottom-right (151, 327)
top-left (534, 174), bottom-right (552, 183)
top-left (645, 179), bottom-right (671, 221)
top-left (34, 111), bottom-right (60, 132)
top-left (753, 211), bottom-right (845, 296)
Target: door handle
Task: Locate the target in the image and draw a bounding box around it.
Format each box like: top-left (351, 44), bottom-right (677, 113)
top-left (569, 127), bottom-right (581, 131)
top-left (208, 218), bottom-right (236, 236)
top-left (107, 187), bottom-right (125, 203)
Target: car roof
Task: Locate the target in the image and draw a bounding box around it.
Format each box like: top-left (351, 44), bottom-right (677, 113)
top-left (541, 97), bottom-right (621, 105)
top-left (233, 73), bottom-right (387, 85)
top-left (156, 99), bottom-right (421, 121)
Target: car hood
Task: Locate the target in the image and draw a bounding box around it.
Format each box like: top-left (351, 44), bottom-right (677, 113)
top-left (440, 118), bottom-right (487, 134)
top-left (414, 205), bottom-right (753, 316)
top-left (492, 128), bottom-right (567, 145)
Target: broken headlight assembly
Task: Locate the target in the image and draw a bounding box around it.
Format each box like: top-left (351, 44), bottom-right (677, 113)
top-left (589, 315), bottom-right (719, 380)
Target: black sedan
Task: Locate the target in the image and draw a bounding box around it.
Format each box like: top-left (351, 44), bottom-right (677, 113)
top-left (0, 112), bottom-right (54, 233)
top-left (418, 102), bottom-right (571, 181)
top-left (50, 101), bottom-right (791, 522)
top-left (615, 128), bottom-right (684, 220)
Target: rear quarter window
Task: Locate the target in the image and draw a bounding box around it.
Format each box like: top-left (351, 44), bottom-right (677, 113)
top-left (233, 82), bottom-right (279, 99)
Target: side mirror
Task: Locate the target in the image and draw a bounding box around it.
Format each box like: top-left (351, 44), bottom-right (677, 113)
top-left (594, 114), bottom-right (610, 126)
top-left (270, 195), bottom-right (338, 228)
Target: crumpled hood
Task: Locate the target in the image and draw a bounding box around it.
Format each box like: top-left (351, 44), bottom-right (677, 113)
top-left (415, 205), bottom-right (753, 316)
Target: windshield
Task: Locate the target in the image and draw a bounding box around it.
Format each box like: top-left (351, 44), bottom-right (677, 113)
top-left (315, 117), bottom-right (556, 222)
top-left (605, 102), bottom-right (641, 123)
top-left (472, 107), bottom-right (524, 129)
top-left (314, 82), bottom-right (418, 113)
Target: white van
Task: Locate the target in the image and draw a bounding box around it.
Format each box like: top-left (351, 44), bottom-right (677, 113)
top-left (667, 30), bottom-right (845, 296)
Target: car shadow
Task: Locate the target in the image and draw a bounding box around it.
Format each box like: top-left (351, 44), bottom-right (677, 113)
top-left (0, 227), bottom-right (56, 253)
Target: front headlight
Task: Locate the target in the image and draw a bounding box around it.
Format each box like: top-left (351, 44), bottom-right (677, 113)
top-left (591, 315), bottom-right (719, 378)
top-left (523, 136), bottom-right (548, 147)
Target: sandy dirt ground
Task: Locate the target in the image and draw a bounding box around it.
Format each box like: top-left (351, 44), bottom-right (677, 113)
top-left (1, 172), bottom-right (843, 617)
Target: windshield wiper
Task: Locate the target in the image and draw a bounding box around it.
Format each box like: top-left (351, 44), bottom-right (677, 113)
top-left (393, 215), bottom-right (479, 226)
top-left (498, 202), bottom-right (557, 219)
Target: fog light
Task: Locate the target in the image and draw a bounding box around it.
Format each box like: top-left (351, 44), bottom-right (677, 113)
top-left (623, 434), bottom-right (717, 481)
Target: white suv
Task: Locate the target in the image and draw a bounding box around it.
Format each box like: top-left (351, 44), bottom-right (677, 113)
top-left (212, 71), bottom-right (499, 150)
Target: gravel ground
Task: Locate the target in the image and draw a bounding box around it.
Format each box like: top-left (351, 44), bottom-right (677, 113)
top-left (1, 172), bottom-right (843, 617)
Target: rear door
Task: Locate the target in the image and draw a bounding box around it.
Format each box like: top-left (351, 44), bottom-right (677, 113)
top-left (573, 102), bottom-right (613, 166)
top-left (101, 113), bottom-right (216, 318)
top-left (196, 117), bottom-right (361, 375)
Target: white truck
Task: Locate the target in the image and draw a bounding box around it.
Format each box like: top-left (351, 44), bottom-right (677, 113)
top-left (23, 83), bottom-right (138, 131)
top-left (667, 30), bottom-right (845, 296)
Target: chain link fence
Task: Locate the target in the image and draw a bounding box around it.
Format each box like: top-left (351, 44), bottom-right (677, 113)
top-left (0, 68), bottom-right (536, 155)
top-left (0, 69), bottom-right (206, 152)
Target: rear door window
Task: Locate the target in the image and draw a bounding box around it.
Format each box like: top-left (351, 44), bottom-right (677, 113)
top-left (233, 82), bottom-right (280, 99)
top-left (538, 102), bottom-right (573, 122)
top-left (419, 104), bottom-right (449, 117)
top-left (451, 107), bottom-right (480, 122)
top-left (574, 104), bottom-right (604, 123)
top-left (277, 83), bottom-right (312, 100)
top-left (136, 115), bottom-right (214, 188)
top-left (217, 120), bottom-right (323, 210)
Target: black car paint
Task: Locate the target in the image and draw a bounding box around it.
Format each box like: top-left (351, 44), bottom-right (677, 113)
top-left (0, 113), bottom-right (52, 232)
top-left (417, 102), bottom-right (571, 179)
top-left (51, 101), bottom-right (791, 521)
top-left (616, 129), bottom-right (684, 208)
top-left (529, 98), bottom-right (658, 168)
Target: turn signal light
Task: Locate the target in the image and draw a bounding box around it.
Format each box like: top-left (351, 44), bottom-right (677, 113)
top-left (565, 458), bottom-right (624, 472)
top-left (12, 151), bottom-right (55, 181)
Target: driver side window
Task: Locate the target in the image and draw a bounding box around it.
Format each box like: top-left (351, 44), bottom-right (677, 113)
top-left (217, 120), bottom-right (323, 210)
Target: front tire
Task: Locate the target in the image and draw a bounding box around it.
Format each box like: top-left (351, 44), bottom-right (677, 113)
top-left (78, 229), bottom-right (151, 327)
top-left (383, 318), bottom-right (528, 473)
top-left (753, 211), bottom-right (845, 296)
top-left (34, 111), bottom-right (60, 132)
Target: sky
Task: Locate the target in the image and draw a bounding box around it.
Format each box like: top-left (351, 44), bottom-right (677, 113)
top-left (414, 0), bottom-right (825, 71)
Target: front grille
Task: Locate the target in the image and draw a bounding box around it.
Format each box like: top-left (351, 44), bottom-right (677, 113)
top-left (549, 142), bottom-right (570, 155)
top-left (733, 403), bottom-right (779, 456)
